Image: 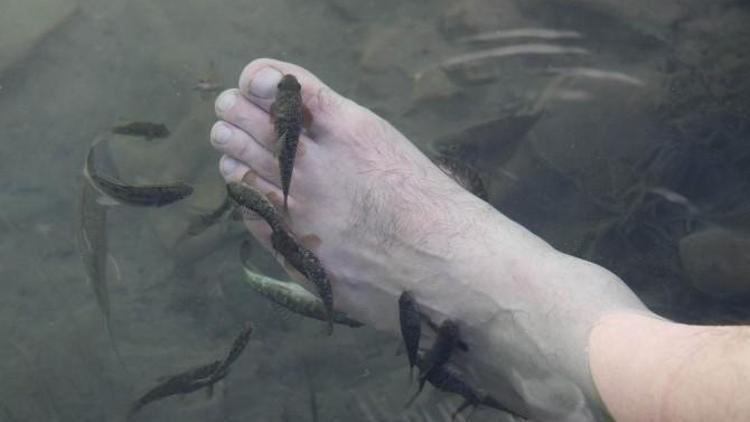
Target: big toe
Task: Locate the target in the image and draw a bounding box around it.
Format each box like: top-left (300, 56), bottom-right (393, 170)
top-left (237, 58), bottom-right (354, 136)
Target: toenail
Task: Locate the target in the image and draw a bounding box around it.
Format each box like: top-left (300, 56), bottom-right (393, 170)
top-left (216, 91), bottom-right (237, 113)
top-left (212, 123), bottom-right (232, 144)
top-left (220, 156), bottom-right (238, 175)
top-left (249, 67), bottom-right (283, 98)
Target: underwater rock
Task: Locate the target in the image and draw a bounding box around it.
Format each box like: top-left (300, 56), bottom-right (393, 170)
top-left (359, 25), bottom-right (434, 74)
top-left (679, 227), bottom-right (750, 299)
top-left (359, 23), bottom-right (440, 76)
top-left (359, 26), bottom-right (406, 73)
top-left (411, 68), bottom-right (459, 103)
top-left (529, 83), bottom-right (661, 200)
top-left (0, 0), bottom-right (77, 75)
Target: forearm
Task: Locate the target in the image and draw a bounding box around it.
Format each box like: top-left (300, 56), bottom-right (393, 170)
top-left (590, 312), bottom-right (750, 421)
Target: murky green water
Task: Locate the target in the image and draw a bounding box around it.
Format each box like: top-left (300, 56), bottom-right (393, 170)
top-left (1, 0), bottom-right (748, 420)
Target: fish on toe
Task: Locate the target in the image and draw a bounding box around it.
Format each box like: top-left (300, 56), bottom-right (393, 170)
top-left (226, 181), bottom-right (335, 334)
top-left (270, 74), bottom-right (304, 210)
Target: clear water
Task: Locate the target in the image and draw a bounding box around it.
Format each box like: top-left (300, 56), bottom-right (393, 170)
top-left (1, 0), bottom-right (748, 420)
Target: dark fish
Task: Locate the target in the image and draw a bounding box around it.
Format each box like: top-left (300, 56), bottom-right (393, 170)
top-left (398, 291), bottom-right (422, 380)
top-left (419, 356), bottom-right (526, 420)
top-left (240, 242), bottom-right (362, 328)
top-left (432, 155), bottom-right (488, 201)
top-left (409, 319), bottom-right (459, 404)
top-left (183, 194), bottom-right (234, 238)
top-left (227, 182), bottom-right (335, 334)
top-left (131, 360), bottom-right (222, 414)
top-left (226, 182), bottom-right (282, 230)
top-left (78, 147), bottom-right (131, 368)
top-left (77, 182), bottom-right (110, 322)
top-left (271, 74), bottom-right (304, 209)
top-left (112, 121), bottom-right (170, 140)
top-left (84, 140), bottom-right (193, 207)
top-left (131, 322), bottom-right (253, 414)
top-left (432, 112), bottom-right (542, 169)
top-left (217, 322), bottom-right (254, 372)
top-left (271, 229), bottom-right (334, 335)
top-left (424, 316), bottom-right (469, 352)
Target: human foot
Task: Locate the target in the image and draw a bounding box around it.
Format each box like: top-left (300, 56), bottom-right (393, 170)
top-left (210, 58), bottom-right (506, 328)
top-left (210, 58), bottom-right (649, 420)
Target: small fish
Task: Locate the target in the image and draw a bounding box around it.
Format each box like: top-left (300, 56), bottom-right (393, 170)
top-left (131, 360), bottom-right (222, 414)
top-left (217, 322), bottom-right (254, 373)
top-left (432, 155), bottom-right (488, 201)
top-left (271, 74), bottom-right (304, 209)
top-left (240, 242), bottom-right (362, 328)
top-left (398, 291), bottom-right (422, 380)
top-left (409, 319), bottom-right (459, 404)
top-left (270, 229), bottom-right (334, 335)
top-left (226, 182), bottom-right (282, 230)
top-left (182, 194), bottom-right (234, 238)
top-left (78, 160), bottom-right (130, 367)
top-left (112, 121), bottom-right (170, 140)
top-left (227, 182), bottom-right (335, 334)
top-left (131, 322), bottom-right (253, 414)
top-left (416, 354), bottom-right (526, 420)
top-left (77, 181), bottom-right (110, 323)
top-left (84, 138), bottom-right (194, 207)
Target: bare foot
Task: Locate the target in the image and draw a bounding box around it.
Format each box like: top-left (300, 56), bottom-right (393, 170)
top-left (210, 58), bottom-right (648, 420)
top-left (210, 58), bottom-right (522, 328)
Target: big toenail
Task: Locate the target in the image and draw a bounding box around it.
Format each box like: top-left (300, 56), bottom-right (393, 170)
top-left (212, 123), bottom-right (231, 144)
top-left (250, 67), bottom-right (283, 98)
top-left (216, 91), bottom-right (237, 113)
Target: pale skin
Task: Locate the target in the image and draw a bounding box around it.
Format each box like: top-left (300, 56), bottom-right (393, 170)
top-left (210, 58), bottom-right (750, 421)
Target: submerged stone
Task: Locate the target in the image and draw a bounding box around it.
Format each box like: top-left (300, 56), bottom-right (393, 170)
top-left (679, 227), bottom-right (750, 299)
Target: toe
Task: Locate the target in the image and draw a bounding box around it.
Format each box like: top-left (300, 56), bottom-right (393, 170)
top-left (218, 155), bottom-right (251, 183)
top-left (211, 121), bottom-right (281, 186)
top-left (215, 89), bottom-right (276, 151)
top-left (237, 58), bottom-right (354, 137)
top-left (219, 156), bottom-right (292, 208)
